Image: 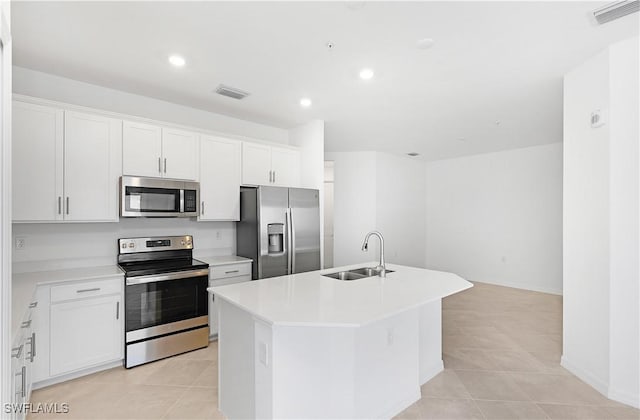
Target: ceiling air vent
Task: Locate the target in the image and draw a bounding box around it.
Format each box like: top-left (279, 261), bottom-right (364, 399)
top-left (593, 0), bottom-right (639, 24)
top-left (215, 84), bottom-right (250, 100)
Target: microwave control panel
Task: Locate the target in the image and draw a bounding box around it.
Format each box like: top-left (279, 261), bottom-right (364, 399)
top-left (184, 190), bottom-right (197, 212)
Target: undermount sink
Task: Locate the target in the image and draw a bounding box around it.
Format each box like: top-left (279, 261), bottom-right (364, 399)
top-left (323, 267), bottom-right (395, 281)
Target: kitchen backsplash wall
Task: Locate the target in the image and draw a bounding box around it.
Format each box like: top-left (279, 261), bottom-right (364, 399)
top-left (12, 219), bottom-right (235, 273)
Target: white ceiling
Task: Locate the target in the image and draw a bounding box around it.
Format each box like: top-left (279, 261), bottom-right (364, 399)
top-left (12, 1), bottom-right (638, 160)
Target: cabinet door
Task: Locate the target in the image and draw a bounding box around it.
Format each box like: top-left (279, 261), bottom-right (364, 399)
top-left (242, 142), bottom-right (272, 186)
top-left (122, 121), bottom-right (162, 178)
top-left (64, 112), bottom-right (122, 221)
top-left (199, 136), bottom-right (241, 221)
top-left (209, 272), bottom-right (252, 337)
top-left (12, 101), bottom-right (64, 222)
top-left (271, 147), bottom-right (301, 187)
top-left (162, 128), bottom-right (198, 180)
top-left (50, 294), bottom-right (123, 376)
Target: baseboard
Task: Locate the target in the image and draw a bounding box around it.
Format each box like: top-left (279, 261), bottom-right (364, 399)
top-left (608, 389), bottom-right (640, 409)
top-left (474, 279), bottom-right (562, 296)
top-left (562, 355), bottom-right (640, 409)
top-left (561, 355), bottom-right (609, 396)
top-left (420, 359), bottom-right (444, 385)
top-left (33, 359), bottom-right (123, 390)
top-left (379, 389), bottom-right (422, 420)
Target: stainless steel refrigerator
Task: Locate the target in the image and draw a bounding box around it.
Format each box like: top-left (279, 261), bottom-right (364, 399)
top-left (237, 186), bottom-right (321, 279)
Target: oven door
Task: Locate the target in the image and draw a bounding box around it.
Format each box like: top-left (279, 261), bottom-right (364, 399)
top-left (125, 269), bottom-right (209, 342)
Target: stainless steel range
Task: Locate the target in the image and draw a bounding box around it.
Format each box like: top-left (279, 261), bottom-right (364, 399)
top-left (117, 235), bottom-right (209, 368)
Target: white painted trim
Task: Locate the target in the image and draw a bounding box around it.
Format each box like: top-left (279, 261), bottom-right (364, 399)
top-left (420, 359), bottom-right (444, 386)
top-left (608, 389), bottom-right (640, 409)
top-left (379, 389), bottom-right (422, 420)
top-left (560, 355), bottom-right (610, 397)
top-left (32, 359), bottom-right (122, 390)
top-left (474, 279), bottom-right (563, 296)
top-left (12, 93), bottom-right (299, 151)
top-left (0, 5), bottom-right (12, 412)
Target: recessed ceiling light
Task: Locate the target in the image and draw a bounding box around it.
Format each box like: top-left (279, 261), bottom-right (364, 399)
top-left (416, 38), bottom-right (435, 50)
top-left (300, 98), bottom-right (312, 108)
top-left (359, 68), bottom-right (374, 80)
top-left (168, 55), bottom-right (186, 67)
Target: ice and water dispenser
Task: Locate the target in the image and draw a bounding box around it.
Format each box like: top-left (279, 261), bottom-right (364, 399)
top-left (267, 223), bottom-right (284, 254)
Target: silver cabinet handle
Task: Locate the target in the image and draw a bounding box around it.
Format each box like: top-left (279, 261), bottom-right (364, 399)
top-left (28, 332), bottom-right (36, 362)
top-left (76, 287), bottom-right (101, 293)
top-left (158, 157), bottom-right (162, 173)
top-left (12, 345), bottom-right (23, 359)
top-left (116, 301), bottom-right (120, 320)
top-left (225, 270), bottom-right (239, 274)
top-left (29, 301), bottom-right (38, 308)
top-left (66, 197), bottom-right (70, 215)
top-left (164, 158), bottom-right (167, 173)
top-left (21, 365), bottom-right (26, 398)
top-left (58, 197), bottom-right (62, 215)
top-left (273, 171), bottom-right (276, 184)
top-left (201, 201), bottom-right (205, 215)
top-left (21, 320), bottom-right (32, 328)
top-left (269, 170), bottom-right (272, 183)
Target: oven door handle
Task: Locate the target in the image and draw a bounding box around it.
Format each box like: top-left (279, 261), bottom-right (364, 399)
top-left (125, 268), bottom-right (210, 285)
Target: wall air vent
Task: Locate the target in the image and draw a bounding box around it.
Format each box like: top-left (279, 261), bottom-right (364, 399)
top-left (215, 84), bottom-right (250, 100)
top-left (593, 0), bottom-right (639, 24)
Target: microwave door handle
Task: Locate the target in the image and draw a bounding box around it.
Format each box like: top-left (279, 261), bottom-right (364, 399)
top-left (180, 190), bottom-right (184, 213)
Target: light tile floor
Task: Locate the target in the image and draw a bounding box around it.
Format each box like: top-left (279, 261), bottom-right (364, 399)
top-left (28, 282), bottom-right (640, 420)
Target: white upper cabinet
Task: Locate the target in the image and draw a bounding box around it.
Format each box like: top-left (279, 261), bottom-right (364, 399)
top-left (242, 143), bottom-right (300, 187)
top-left (122, 121), bottom-right (198, 181)
top-left (199, 135), bottom-right (241, 221)
top-left (12, 102), bottom-right (122, 222)
top-left (242, 143), bottom-right (272, 186)
top-left (12, 101), bottom-right (64, 222)
top-left (162, 128), bottom-right (198, 180)
top-left (271, 148), bottom-right (301, 187)
top-left (64, 111), bottom-right (122, 221)
top-left (122, 121), bottom-right (162, 178)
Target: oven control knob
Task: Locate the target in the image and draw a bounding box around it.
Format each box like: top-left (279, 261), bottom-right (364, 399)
top-left (128, 243), bottom-right (135, 248)
top-left (121, 243), bottom-right (126, 249)
top-left (181, 240), bottom-right (185, 246)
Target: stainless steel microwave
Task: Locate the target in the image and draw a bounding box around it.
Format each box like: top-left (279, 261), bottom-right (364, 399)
top-left (120, 176), bottom-right (199, 217)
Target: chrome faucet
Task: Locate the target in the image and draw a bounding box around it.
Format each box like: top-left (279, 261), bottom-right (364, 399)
top-left (361, 231), bottom-right (386, 277)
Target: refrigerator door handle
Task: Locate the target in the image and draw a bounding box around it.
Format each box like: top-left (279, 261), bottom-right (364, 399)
top-left (286, 209), bottom-right (293, 274)
top-left (290, 208), bottom-right (296, 273)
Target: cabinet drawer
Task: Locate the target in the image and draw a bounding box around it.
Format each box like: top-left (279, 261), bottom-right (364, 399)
top-left (51, 278), bottom-right (122, 303)
top-left (209, 275), bottom-right (252, 288)
top-left (210, 263), bottom-right (251, 280)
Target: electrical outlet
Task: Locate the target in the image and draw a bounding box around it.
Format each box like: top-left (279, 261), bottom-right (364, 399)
top-left (15, 237), bottom-right (26, 250)
top-left (215, 231), bottom-right (221, 240)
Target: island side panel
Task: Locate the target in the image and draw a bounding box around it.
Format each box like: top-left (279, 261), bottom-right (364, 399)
top-left (270, 325), bottom-right (357, 419)
top-left (354, 308), bottom-right (421, 419)
top-left (218, 299), bottom-right (256, 419)
top-left (419, 299), bottom-right (444, 384)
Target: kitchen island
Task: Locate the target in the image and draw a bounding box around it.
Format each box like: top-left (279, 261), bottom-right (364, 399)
top-left (208, 262), bottom-right (472, 419)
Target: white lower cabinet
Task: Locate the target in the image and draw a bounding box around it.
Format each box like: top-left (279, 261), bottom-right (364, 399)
top-left (209, 262), bottom-right (252, 338)
top-left (33, 276), bottom-right (124, 384)
top-left (10, 299), bottom-right (37, 420)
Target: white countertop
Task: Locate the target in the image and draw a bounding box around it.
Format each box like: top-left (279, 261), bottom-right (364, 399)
top-left (12, 265), bottom-right (123, 337)
top-left (197, 255), bottom-right (252, 267)
top-left (208, 262), bottom-right (472, 327)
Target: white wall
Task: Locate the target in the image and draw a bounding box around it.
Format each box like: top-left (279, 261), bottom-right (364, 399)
top-left (0, 0), bottom-right (12, 409)
top-left (12, 66), bottom-right (289, 144)
top-left (425, 143), bottom-right (563, 294)
top-left (326, 151), bottom-right (427, 268)
top-left (608, 37), bottom-right (639, 408)
top-left (563, 36), bottom-right (639, 408)
top-left (12, 219), bottom-right (235, 274)
top-left (376, 153), bottom-right (427, 267)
